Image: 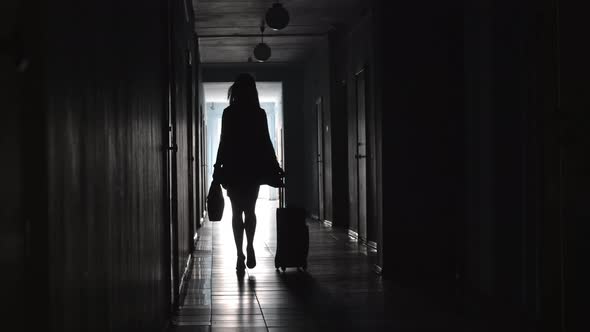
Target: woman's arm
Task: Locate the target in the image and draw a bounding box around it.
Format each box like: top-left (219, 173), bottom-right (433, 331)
top-left (260, 109), bottom-right (281, 170)
top-left (213, 110), bottom-right (228, 181)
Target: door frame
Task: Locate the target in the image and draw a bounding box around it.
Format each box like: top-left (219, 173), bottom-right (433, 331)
top-left (163, 0), bottom-right (179, 311)
top-left (186, 49), bottom-right (196, 250)
top-left (354, 67), bottom-right (368, 242)
top-left (316, 97), bottom-right (325, 221)
top-left (332, 80), bottom-right (349, 228)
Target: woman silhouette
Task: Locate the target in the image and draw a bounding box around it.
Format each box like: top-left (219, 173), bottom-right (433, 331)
top-left (213, 73), bottom-right (284, 272)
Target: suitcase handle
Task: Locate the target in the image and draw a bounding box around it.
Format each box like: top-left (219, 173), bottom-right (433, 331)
top-left (279, 180), bottom-right (285, 208)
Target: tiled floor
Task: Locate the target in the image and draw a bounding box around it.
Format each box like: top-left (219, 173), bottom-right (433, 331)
top-left (168, 198), bottom-right (495, 332)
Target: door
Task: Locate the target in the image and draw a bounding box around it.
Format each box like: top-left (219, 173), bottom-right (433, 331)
top-left (355, 69), bottom-right (368, 241)
top-left (332, 81), bottom-right (349, 228)
top-left (202, 119), bottom-right (208, 210)
top-left (316, 97), bottom-right (325, 221)
top-left (198, 105), bottom-right (205, 223)
top-left (198, 105), bottom-right (207, 222)
top-left (186, 53), bottom-right (196, 247)
top-left (166, 79), bottom-right (180, 309)
top-left (164, 1), bottom-right (180, 309)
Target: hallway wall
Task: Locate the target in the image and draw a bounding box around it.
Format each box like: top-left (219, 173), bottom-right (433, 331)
top-left (462, 0), bottom-right (535, 310)
top-left (43, 1), bottom-right (173, 331)
top-left (376, 0), bottom-right (464, 293)
top-left (458, 1), bottom-right (534, 320)
top-left (0, 0), bottom-right (46, 327)
top-left (169, 0), bottom-right (198, 300)
top-left (0, 0), bottom-right (201, 330)
top-left (459, 2), bottom-right (566, 328)
top-left (324, 12), bottom-right (380, 247)
top-left (557, 4), bottom-right (588, 332)
top-left (301, 38), bottom-right (332, 221)
top-left (374, 0), bottom-right (561, 329)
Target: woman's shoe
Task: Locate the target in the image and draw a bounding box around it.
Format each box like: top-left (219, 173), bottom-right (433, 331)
top-left (246, 246), bottom-right (256, 269)
top-left (236, 254), bottom-right (246, 271)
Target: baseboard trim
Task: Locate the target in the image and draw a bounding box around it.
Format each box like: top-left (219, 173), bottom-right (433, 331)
top-left (194, 223), bottom-right (204, 248)
top-left (307, 214), bottom-right (330, 226)
top-left (374, 264), bottom-right (383, 275)
top-left (367, 241), bottom-right (378, 250)
top-left (161, 319), bottom-right (171, 332)
top-left (347, 229), bottom-right (378, 252)
top-left (178, 253), bottom-right (193, 306)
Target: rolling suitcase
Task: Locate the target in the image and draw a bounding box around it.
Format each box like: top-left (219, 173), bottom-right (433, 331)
top-left (274, 186), bottom-right (309, 271)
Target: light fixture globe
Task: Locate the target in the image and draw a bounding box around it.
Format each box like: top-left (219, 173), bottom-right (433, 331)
top-left (254, 42), bottom-right (271, 62)
top-left (265, 3), bottom-right (290, 30)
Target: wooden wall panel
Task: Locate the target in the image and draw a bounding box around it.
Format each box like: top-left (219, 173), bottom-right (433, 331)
top-left (377, 0), bottom-right (464, 291)
top-left (329, 13), bottom-right (378, 243)
top-left (0, 0), bottom-right (45, 326)
top-left (560, 4), bottom-right (588, 330)
top-left (171, 0), bottom-right (194, 290)
top-left (43, 0), bottom-right (171, 331)
top-left (375, 0), bottom-right (555, 327)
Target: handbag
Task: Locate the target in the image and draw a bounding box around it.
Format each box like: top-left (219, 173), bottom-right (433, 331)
top-left (207, 180), bottom-right (224, 221)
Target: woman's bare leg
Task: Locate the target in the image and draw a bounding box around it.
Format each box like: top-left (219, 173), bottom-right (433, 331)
top-left (244, 186), bottom-right (260, 268)
top-left (229, 194), bottom-right (245, 270)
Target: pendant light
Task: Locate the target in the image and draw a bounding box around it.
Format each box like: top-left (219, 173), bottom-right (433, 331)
top-left (253, 22), bottom-right (271, 62)
top-left (265, 1), bottom-right (290, 31)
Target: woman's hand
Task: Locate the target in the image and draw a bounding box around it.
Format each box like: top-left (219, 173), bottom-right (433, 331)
top-left (212, 164), bottom-right (224, 184)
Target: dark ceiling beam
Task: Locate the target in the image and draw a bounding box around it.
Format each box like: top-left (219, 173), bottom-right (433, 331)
top-left (197, 32), bottom-right (328, 39)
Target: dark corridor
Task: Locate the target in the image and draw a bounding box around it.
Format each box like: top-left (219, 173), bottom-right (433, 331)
top-left (1, 1), bottom-right (584, 332)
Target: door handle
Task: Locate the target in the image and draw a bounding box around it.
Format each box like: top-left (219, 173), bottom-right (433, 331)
top-left (167, 143), bottom-right (178, 152)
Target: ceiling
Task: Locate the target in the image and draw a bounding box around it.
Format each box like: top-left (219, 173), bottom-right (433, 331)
top-left (194, 0), bottom-right (366, 64)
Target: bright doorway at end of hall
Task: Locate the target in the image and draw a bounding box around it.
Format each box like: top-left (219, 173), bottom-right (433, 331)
top-left (203, 82), bottom-right (284, 201)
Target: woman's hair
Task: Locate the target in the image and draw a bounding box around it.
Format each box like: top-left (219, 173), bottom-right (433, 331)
top-left (227, 73), bottom-right (260, 108)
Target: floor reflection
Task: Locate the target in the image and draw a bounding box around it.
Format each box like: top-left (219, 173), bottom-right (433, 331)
top-left (170, 195), bottom-right (486, 332)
